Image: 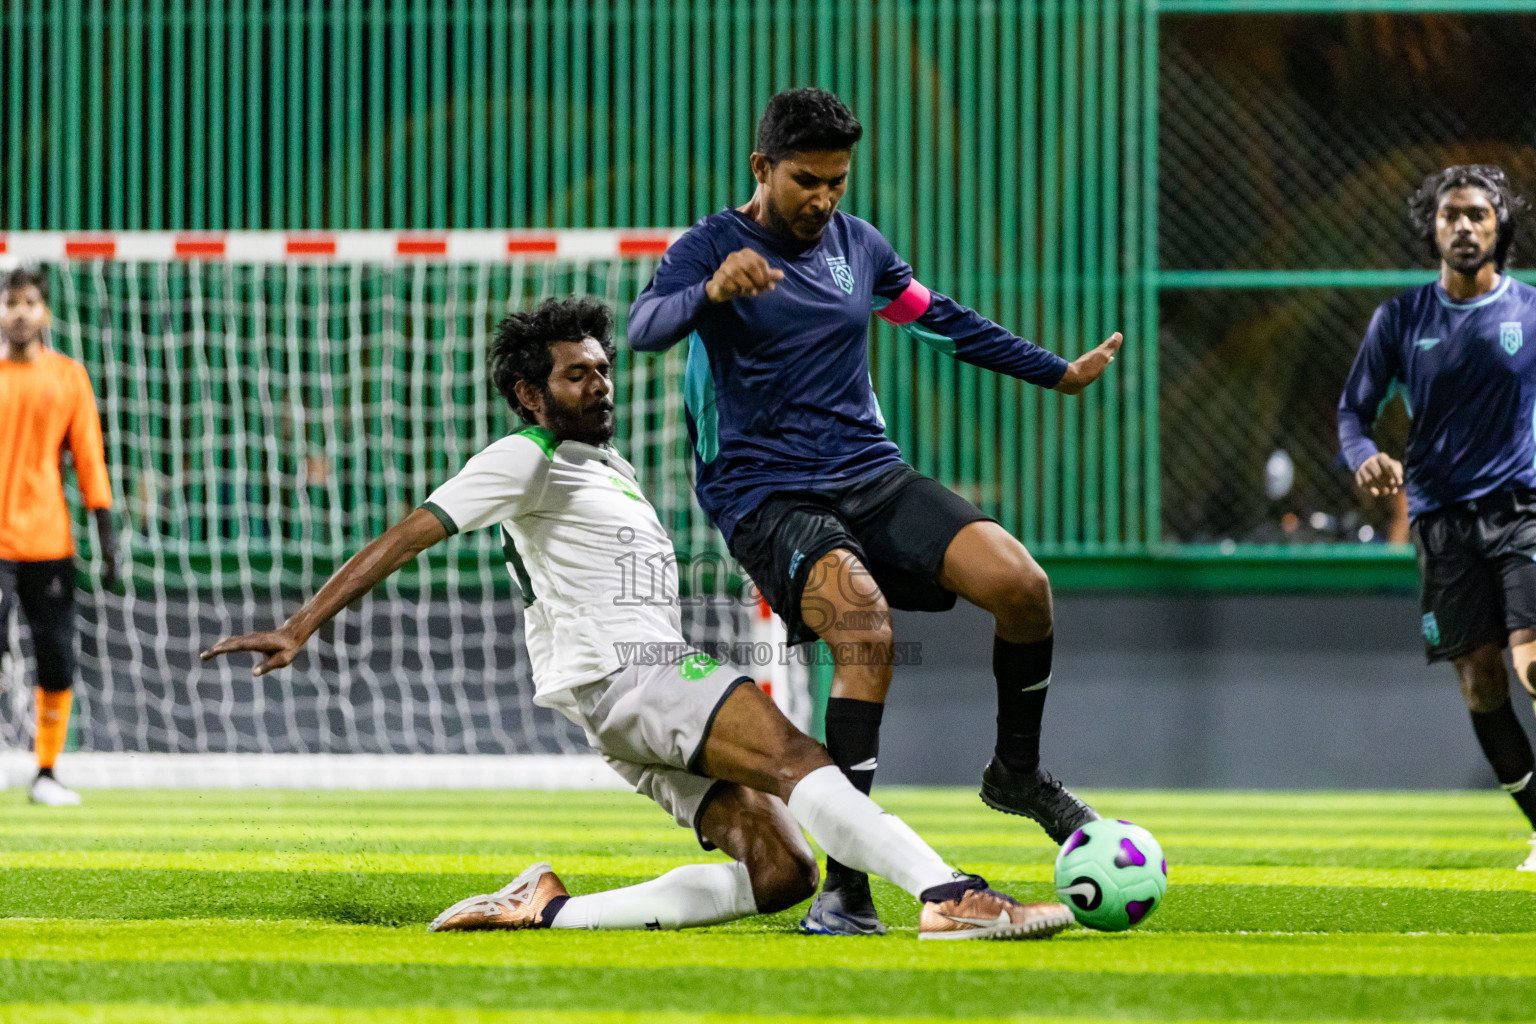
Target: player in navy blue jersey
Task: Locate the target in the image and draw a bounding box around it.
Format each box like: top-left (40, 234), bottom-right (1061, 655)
top-left (630, 87), bottom-right (1123, 933)
top-left (1339, 165), bottom-right (1536, 869)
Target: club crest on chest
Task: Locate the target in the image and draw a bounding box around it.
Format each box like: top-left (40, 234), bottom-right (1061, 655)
top-left (1500, 321), bottom-right (1523, 356)
top-left (825, 254), bottom-right (854, 295)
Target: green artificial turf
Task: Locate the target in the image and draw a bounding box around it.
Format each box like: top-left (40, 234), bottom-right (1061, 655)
top-left (2, 787), bottom-right (1532, 1022)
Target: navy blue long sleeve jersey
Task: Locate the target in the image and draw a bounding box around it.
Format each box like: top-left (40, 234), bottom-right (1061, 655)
top-left (1338, 275), bottom-right (1536, 518)
top-left (628, 208), bottom-right (1068, 543)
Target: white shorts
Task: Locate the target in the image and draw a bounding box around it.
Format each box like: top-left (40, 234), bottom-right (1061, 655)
top-left (565, 653), bottom-right (753, 848)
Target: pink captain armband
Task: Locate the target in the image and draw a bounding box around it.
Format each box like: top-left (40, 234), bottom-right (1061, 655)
top-left (874, 279), bottom-right (932, 325)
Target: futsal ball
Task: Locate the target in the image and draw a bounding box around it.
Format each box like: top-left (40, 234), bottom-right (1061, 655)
top-left (1053, 818), bottom-right (1168, 931)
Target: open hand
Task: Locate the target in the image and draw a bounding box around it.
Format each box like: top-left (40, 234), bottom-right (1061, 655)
top-left (1355, 452), bottom-right (1404, 497)
top-left (1053, 332), bottom-right (1123, 395)
top-left (706, 248), bottom-right (784, 302)
top-left (201, 626), bottom-right (307, 677)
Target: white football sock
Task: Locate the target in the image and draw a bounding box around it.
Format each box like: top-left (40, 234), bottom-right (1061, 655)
top-left (550, 861), bottom-right (757, 930)
top-left (787, 764), bottom-right (960, 900)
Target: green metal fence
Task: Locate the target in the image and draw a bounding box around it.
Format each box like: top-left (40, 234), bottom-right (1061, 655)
top-left (6, 1), bottom-right (1536, 590)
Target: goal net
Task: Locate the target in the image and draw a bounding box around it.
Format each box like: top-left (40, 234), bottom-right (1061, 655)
top-left (0, 232), bottom-right (810, 770)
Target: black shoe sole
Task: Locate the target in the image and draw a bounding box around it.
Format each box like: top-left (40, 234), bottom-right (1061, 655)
top-left (798, 916), bottom-right (888, 936)
top-left (979, 784), bottom-right (1051, 828)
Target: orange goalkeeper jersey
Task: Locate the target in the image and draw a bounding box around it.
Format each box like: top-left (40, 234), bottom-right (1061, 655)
top-left (0, 348), bottom-right (113, 562)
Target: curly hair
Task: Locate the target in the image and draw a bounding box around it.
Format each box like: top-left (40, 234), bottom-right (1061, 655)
top-left (1, 265), bottom-right (48, 303)
top-left (489, 296), bottom-right (615, 424)
top-left (1408, 164), bottom-right (1529, 271)
top-left (755, 87), bottom-right (863, 164)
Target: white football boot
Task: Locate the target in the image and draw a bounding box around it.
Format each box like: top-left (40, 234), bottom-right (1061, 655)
top-left (1518, 834), bottom-right (1536, 872)
top-left (28, 773), bottom-right (82, 806)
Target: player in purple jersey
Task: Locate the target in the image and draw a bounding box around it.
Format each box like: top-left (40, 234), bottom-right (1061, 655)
top-left (630, 88), bottom-right (1122, 933)
top-left (1339, 165), bottom-right (1536, 869)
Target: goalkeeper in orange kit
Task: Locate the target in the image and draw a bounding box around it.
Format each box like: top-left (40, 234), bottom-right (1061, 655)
top-left (0, 267), bottom-right (117, 805)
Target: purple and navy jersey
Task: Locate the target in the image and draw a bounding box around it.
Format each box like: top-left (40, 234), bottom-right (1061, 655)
top-left (1338, 275), bottom-right (1536, 518)
top-left (628, 208), bottom-right (1067, 542)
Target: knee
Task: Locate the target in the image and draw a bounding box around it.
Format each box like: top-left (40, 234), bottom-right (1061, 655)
top-left (747, 837), bottom-right (820, 915)
top-left (1462, 677), bottom-right (1510, 713)
top-left (1457, 653), bottom-right (1510, 713)
top-left (990, 553), bottom-right (1053, 627)
top-left (702, 785), bottom-right (820, 912)
top-left (1018, 559), bottom-right (1052, 616)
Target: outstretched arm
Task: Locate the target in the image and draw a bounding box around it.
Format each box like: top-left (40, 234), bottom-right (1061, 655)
top-left (1052, 333), bottom-right (1123, 395)
top-left (874, 281), bottom-right (1118, 392)
top-left (201, 508), bottom-right (447, 675)
top-left (868, 233), bottom-right (1117, 393)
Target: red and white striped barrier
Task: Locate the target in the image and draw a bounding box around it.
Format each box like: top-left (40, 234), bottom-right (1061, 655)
top-left (0, 229), bottom-right (683, 264)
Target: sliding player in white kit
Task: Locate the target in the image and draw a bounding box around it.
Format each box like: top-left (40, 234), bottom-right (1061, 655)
top-left (203, 297), bottom-right (1072, 940)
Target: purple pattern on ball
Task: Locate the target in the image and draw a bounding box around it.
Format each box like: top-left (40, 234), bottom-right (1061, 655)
top-left (1125, 898), bottom-right (1155, 925)
top-left (1114, 838), bottom-right (1146, 868)
top-left (1117, 819), bottom-right (1133, 825)
top-left (1161, 858), bottom-right (1167, 876)
top-left (1062, 829), bottom-right (1089, 856)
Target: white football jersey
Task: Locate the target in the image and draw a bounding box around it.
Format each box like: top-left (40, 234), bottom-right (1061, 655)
top-left (422, 425), bottom-right (688, 708)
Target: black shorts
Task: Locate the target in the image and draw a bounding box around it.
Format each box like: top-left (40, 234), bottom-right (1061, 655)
top-left (1411, 489), bottom-right (1536, 663)
top-left (0, 557), bottom-right (78, 691)
top-left (727, 464), bottom-right (994, 646)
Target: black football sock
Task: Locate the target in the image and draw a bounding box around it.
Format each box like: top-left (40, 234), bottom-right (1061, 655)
top-left (1470, 699), bottom-right (1536, 829)
top-left (536, 894), bottom-right (570, 928)
top-left (822, 696), bottom-right (884, 890)
top-left (918, 874), bottom-right (987, 904)
top-left (994, 634), bottom-right (1053, 775)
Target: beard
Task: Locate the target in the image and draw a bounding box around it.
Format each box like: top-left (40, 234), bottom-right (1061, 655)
top-left (2, 323), bottom-right (43, 349)
top-left (1442, 240), bottom-right (1496, 275)
top-left (763, 195), bottom-right (798, 239)
top-left (1, 332), bottom-right (42, 357)
top-left (542, 389), bottom-right (616, 446)
top-left (764, 194), bottom-right (830, 242)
